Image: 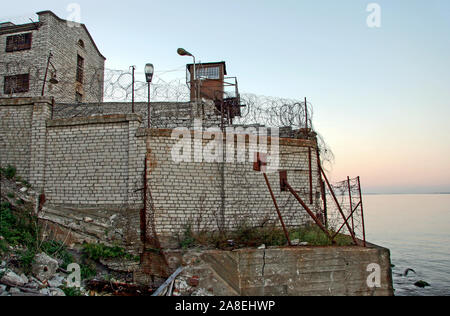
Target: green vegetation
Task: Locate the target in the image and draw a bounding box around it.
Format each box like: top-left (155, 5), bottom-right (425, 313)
top-left (82, 243), bottom-right (139, 262)
top-left (179, 223), bottom-right (355, 250)
top-left (61, 286), bottom-right (83, 296)
top-left (0, 165), bottom-right (17, 180)
top-left (0, 201), bottom-right (73, 273)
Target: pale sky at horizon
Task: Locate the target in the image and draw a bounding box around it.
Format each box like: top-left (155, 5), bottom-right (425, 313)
top-left (2, 0), bottom-right (450, 194)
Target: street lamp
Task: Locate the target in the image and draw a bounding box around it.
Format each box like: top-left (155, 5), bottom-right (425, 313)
top-left (144, 63), bottom-right (154, 128)
top-left (177, 48), bottom-right (198, 101)
top-left (41, 51), bottom-right (59, 96)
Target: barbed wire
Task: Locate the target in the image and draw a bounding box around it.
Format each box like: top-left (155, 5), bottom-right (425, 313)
top-left (326, 177), bottom-right (365, 243)
top-left (0, 61), bottom-right (334, 164)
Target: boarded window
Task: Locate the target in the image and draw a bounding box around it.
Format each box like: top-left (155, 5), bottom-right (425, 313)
top-left (5, 33), bottom-right (32, 52)
top-left (4, 74), bottom-right (30, 94)
top-left (76, 55), bottom-right (84, 83)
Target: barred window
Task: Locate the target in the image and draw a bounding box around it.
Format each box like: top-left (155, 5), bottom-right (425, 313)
top-left (4, 74), bottom-right (30, 94)
top-left (197, 66), bottom-right (220, 80)
top-left (76, 55), bottom-right (84, 83)
top-left (6, 33), bottom-right (32, 52)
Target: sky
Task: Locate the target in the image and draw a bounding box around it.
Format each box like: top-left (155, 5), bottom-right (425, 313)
top-left (2, 0), bottom-right (450, 194)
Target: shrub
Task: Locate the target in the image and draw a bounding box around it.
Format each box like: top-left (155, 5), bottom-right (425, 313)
top-left (82, 243), bottom-right (137, 261)
top-left (0, 165), bottom-right (17, 180)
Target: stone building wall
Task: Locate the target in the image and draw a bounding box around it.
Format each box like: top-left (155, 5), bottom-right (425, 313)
top-left (1, 97), bottom-right (322, 250)
top-left (143, 129), bottom-right (320, 245)
top-left (0, 98), bottom-right (34, 179)
top-left (0, 11), bottom-right (105, 103)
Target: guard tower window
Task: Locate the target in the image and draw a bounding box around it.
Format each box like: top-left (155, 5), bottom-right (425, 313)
top-left (76, 55), bottom-right (84, 83)
top-left (5, 33), bottom-right (32, 52)
top-left (4, 74), bottom-right (30, 94)
top-left (197, 66), bottom-right (220, 80)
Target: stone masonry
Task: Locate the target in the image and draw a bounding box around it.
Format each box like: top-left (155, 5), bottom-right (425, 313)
top-left (1, 97), bottom-right (321, 251)
top-left (0, 11), bottom-right (105, 103)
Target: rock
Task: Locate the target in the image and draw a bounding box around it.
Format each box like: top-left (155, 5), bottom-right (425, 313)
top-left (0, 261), bottom-right (5, 268)
top-left (0, 284), bottom-right (6, 294)
top-left (188, 276), bottom-right (200, 287)
top-left (291, 239), bottom-right (300, 246)
top-left (9, 287), bottom-right (21, 294)
top-left (84, 217), bottom-right (94, 223)
top-left (20, 187), bottom-right (28, 193)
top-left (299, 242), bottom-right (309, 246)
top-left (48, 275), bottom-right (65, 288)
top-left (1, 270), bottom-right (26, 287)
top-left (32, 253), bottom-right (59, 282)
top-left (39, 288), bottom-right (50, 296)
top-left (49, 288), bottom-right (66, 297)
top-left (415, 280), bottom-right (431, 288)
top-left (20, 274), bottom-right (28, 284)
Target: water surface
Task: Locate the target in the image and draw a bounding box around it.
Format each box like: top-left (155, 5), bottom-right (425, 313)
top-left (363, 194), bottom-right (450, 296)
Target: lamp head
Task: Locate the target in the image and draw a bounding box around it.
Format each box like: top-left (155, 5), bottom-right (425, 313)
top-left (144, 63), bottom-right (154, 83)
top-left (177, 48), bottom-right (193, 57)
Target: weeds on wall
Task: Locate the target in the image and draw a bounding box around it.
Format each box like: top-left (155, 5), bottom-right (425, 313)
top-left (178, 222), bottom-right (354, 250)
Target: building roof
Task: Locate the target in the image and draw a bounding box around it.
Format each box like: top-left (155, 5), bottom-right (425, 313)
top-left (36, 10), bottom-right (106, 60)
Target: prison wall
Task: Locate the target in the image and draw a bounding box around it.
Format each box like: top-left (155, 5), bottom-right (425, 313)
top-left (143, 129), bottom-right (321, 247)
top-left (1, 97), bottom-right (322, 251)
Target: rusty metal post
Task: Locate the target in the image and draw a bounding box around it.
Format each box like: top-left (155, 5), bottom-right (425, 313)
top-left (357, 176), bottom-right (367, 247)
top-left (316, 148), bottom-right (327, 227)
top-left (263, 173), bottom-right (292, 246)
top-left (308, 148), bottom-right (313, 205)
top-left (141, 156), bottom-right (148, 245)
top-left (320, 167), bottom-right (358, 245)
top-left (282, 179), bottom-right (333, 242)
top-left (347, 176), bottom-right (355, 233)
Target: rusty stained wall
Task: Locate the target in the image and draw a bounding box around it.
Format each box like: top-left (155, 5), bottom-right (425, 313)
top-left (143, 129), bottom-right (322, 247)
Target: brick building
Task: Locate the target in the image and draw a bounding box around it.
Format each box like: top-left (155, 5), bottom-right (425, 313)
top-left (0, 11), bottom-right (105, 103)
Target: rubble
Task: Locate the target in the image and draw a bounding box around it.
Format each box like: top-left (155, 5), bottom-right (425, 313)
top-left (32, 253), bottom-right (59, 282)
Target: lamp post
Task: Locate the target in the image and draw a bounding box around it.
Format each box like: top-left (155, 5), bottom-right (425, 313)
top-left (130, 65), bottom-right (136, 113)
top-left (177, 48), bottom-right (198, 101)
top-left (144, 63), bottom-right (154, 128)
top-left (41, 51), bottom-right (59, 96)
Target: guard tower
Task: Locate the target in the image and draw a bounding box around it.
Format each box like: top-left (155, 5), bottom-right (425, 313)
top-left (186, 61), bottom-right (244, 124)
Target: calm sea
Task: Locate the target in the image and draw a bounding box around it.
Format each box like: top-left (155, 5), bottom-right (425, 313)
top-left (363, 194), bottom-right (450, 296)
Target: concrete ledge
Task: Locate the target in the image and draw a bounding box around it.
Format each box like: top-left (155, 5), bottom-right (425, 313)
top-left (137, 128), bottom-right (317, 148)
top-left (0, 97), bottom-right (53, 106)
top-left (201, 245), bottom-right (394, 296)
top-left (47, 113), bottom-right (142, 127)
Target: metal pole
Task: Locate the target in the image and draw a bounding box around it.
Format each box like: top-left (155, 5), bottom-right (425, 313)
top-left (284, 181), bottom-right (333, 242)
top-left (41, 53), bottom-right (52, 96)
top-left (305, 98), bottom-right (313, 205)
top-left (357, 176), bottom-right (367, 247)
top-left (131, 66), bottom-right (135, 113)
top-left (347, 176), bottom-right (355, 233)
top-left (320, 167), bottom-right (359, 245)
top-left (316, 148), bottom-right (327, 227)
top-left (147, 82), bottom-right (151, 128)
top-left (263, 173), bottom-right (292, 246)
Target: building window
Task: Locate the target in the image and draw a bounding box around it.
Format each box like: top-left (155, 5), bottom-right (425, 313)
top-left (5, 33), bottom-right (32, 52)
top-left (76, 55), bottom-right (84, 83)
top-left (197, 66), bottom-right (220, 80)
top-left (78, 39), bottom-right (85, 48)
top-left (4, 74), bottom-right (30, 94)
